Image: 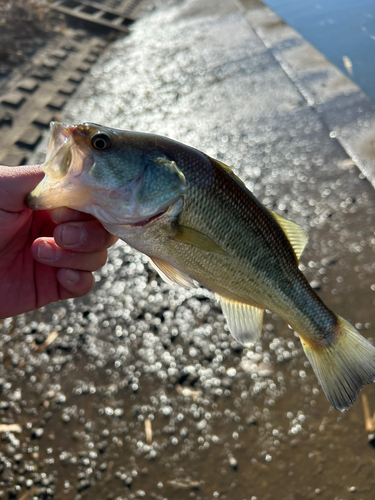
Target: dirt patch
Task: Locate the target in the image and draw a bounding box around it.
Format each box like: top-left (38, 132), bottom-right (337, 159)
top-left (0, 0), bottom-right (62, 77)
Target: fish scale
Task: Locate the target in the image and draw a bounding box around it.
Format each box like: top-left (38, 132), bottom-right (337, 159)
top-left (26, 121), bottom-right (375, 412)
top-left (163, 141), bottom-right (303, 306)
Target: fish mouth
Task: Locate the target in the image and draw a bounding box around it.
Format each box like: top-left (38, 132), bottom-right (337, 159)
top-left (120, 198), bottom-right (183, 229)
top-left (25, 176), bottom-right (88, 211)
top-left (26, 121), bottom-right (91, 211)
top-left (46, 122), bottom-right (71, 158)
top-left (130, 206), bottom-right (170, 227)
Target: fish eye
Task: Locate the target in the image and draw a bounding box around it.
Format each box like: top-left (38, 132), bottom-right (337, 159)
top-left (91, 132), bottom-right (112, 150)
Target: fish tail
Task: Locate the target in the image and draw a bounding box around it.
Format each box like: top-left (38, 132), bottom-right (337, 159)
top-left (300, 315), bottom-right (375, 412)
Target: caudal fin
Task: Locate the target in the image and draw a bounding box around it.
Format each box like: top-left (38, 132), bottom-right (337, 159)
top-left (300, 316), bottom-right (375, 412)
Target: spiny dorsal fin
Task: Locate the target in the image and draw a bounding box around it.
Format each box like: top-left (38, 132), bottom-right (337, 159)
top-left (268, 209), bottom-right (308, 260)
top-left (217, 294), bottom-right (264, 346)
top-left (148, 257), bottom-right (195, 289)
top-left (211, 158), bottom-right (246, 187)
top-left (171, 225), bottom-right (230, 256)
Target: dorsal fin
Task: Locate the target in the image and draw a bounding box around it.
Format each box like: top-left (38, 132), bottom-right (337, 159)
top-left (211, 158), bottom-right (246, 187)
top-left (148, 257), bottom-right (195, 289)
top-left (217, 294), bottom-right (264, 346)
top-left (268, 209), bottom-right (308, 260)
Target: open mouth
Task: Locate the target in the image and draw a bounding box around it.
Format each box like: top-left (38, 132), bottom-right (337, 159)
top-left (41, 123), bottom-right (74, 181)
top-left (46, 122), bottom-right (71, 160)
top-left (130, 207), bottom-right (170, 227)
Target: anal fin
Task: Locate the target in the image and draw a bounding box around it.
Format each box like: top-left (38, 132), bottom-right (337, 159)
top-left (149, 257), bottom-right (196, 289)
top-left (217, 294), bottom-right (264, 346)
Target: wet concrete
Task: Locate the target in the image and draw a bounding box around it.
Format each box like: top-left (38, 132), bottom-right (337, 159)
top-left (2, 0), bottom-right (375, 499)
top-left (239, 0), bottom-right (375, 189)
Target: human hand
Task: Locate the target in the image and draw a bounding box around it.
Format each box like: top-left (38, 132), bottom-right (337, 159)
top-left (0, 165), bottom-right (117, 319)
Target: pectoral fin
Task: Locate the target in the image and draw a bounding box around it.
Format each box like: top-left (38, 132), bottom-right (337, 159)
top-left (217, 295), bottom-right (264, 346)
top-left (149, 257), bottom-right (195, 289)
top-left (171, 225), bottom-right (230, 256)
top-left (268, 209), bottom-right (308, 260)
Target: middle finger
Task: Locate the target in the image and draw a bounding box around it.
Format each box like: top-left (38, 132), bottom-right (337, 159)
top-left (54, 219), bottom-right (118, 253)
top-left (32, 237), bottom-right (108, 271)
top-left (50, 207), bottom-right (95, 224)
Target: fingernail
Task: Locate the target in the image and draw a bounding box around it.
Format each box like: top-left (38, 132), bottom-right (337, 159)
top-left (62, 224), bottom-right (85, 246)
top-left (50, 207), bottom-right (67, 224)
top-left (66, 269), bottom-right (80, 284)
top-left (38, 241), bottom-right (57, 260)
top-left (54, 207), bottom-right (64, 222)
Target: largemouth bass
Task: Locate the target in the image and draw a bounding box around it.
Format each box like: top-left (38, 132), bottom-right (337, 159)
top-left (26, 122), bottom-right (375, 412)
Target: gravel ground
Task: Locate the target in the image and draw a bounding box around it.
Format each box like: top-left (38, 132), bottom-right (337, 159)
top-left (2, 1), bottom-right (375, 499)
top-left (0, 0), bottom-right (59, 79)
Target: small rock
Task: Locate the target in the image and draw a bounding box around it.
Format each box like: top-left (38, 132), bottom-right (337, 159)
top-left (7, 486), bottom-right (21, 499)
top-left (310, 280), bottom-right (321, 291)
top-left (368, 433), bottom-right (375, 448)
top-left (228, 455), bottom-right (238, 470)
top-left (77, 479), bottom-right (91, 492)
top-left (61, 413), bottom-right (70, 423)
top-left (97, 441), bottom-right (108, 453)
top-left (32, 428), bottom-right (44, 439)
top-left (222, 377), bottom-right (232, 388)
top-left (180, 427), bottom-right (188, 438)
top-left (25, 479), bottom-right (33, 488)
top-left (246, 415), bottom-right (258, 426)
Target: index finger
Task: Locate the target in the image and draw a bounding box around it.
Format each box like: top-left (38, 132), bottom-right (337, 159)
top-left (50, 207), bottom-right (96, 224)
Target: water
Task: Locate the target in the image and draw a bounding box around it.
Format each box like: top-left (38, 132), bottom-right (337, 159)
top-left (262, 0), bottom-right (375, 102)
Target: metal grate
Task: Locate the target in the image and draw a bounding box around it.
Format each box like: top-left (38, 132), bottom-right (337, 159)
top-left (50, 0), bottom-right (140, 33)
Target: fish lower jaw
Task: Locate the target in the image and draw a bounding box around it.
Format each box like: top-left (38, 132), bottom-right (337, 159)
top-left (26, 175), bottom-right (96, 212)
top-left (117, 196), bottom-right (182, 228)
top-left (94, 204), bottom-right (172, 230)
top-left (128, 207), bottom-right (170, 227)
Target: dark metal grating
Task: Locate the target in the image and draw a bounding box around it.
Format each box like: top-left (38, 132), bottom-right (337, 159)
top-left (50, 0), bottom-right (142, 33)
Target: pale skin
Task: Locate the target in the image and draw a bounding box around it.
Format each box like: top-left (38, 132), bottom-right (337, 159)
top-left (0, 165), bottom-right (117, 319)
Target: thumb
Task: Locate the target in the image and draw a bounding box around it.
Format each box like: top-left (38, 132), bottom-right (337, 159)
top-left (0, 165), bottom-right (44, 212)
